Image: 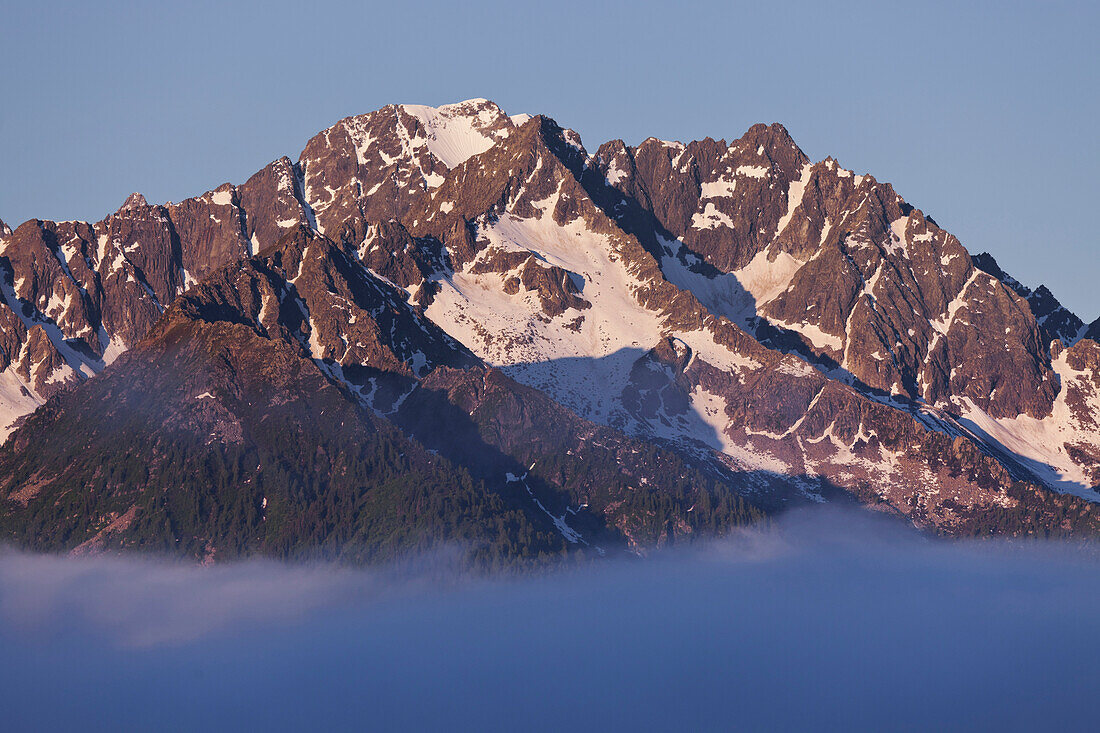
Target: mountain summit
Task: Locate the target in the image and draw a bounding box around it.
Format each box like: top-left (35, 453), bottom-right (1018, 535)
top-left (0, 99), bottom-right (1097, 565)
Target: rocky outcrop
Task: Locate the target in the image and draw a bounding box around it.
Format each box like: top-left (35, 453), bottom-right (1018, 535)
top-left (175, 224), bottom-right (476, 381)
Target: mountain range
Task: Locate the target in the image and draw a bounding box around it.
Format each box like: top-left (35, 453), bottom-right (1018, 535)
top-left (1, 98), bottom-right (1097, 566)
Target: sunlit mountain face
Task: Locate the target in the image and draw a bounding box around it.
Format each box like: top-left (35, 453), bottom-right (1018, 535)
top-left (1, 99), bottom-right (1099, 567)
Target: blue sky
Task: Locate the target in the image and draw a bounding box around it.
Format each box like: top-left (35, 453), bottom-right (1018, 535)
top-left (2, 0), bottom-right (1096, 319)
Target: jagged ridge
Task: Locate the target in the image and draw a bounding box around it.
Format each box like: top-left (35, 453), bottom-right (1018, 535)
top-left (1, 98), bottom-right (1098, 563)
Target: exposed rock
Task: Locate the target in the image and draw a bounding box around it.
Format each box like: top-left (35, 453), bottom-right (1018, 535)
top-left (1086, 317), bottom-right (1100, 342)
top-left (118, 192), bottom-right (148, 211)
top-left (298, 99), bottom-right (518, 235)
top-left (972, 252), bottom-right (1084, 345)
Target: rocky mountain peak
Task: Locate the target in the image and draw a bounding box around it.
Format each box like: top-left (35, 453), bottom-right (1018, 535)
top-left (405, 112), bottom-right (590, 241)
top-left (971, 252), bottom-right (1085, 345)
top-left (394, 98), bottom-right (515, 167)
top-left (734, 122), bottom-right (809, 174)
top-left (971, 252), bottom-right (1019, 290)
top-left (295, 99), bottom-right (524, 236)
top-left (118, 192), bottom-right (148, 211)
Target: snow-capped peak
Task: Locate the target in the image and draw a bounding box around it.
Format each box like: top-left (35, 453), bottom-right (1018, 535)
top-left (397, 98), bottom-right (514, 169)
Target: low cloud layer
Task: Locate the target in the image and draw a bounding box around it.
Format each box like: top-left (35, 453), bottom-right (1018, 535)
top-left (2, 507), bottom-right (1099, 731)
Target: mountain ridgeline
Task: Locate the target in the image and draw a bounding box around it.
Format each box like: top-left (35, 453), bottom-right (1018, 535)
top-left (1, 99), bottom-right (1097, 565)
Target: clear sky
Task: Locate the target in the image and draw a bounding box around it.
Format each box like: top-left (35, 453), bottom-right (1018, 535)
top-left (2, 0), bottom-right (1096, 320)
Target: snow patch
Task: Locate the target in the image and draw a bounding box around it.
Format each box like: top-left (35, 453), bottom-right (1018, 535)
top-left (425, 210), bottom-right (664, 428)
top-left (605, 160), bottom-right (628, 186)
top-left (774, 321), bottom-right (843, 352)
top-left (700, 179), bottom-right (737, 199)
top-left (956, 351), bottom-right (1100, 500)
top-left (0, 369), bottom-right (44, 442)
top-left (775, 163), bottom-right (813, 236)
top-left (735, 165), bottom-right (769, 179)
top-left (399, 99), bottom-right (507, 169)
top-left (211, 190), bottom-right (233, 206)
top-left (690, 202), bottom-right (735, 230)
top-left (660, 239), bottom-right (803, 327)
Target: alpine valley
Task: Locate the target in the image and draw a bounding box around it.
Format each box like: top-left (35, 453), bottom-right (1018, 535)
top-left (2, 99), bottom-right (1098, 567)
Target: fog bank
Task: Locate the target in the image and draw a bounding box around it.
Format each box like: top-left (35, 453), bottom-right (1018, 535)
top-left (2, 508), bottom-right (1098, 731)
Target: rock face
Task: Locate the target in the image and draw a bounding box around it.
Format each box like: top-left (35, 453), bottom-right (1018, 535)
top-left (298, 99), bottom-right (518, 233)
top-left (0, 155), bottom-right (326, 438)
top-left (1087, 317), bottom-right (1100, 342)
top-left (1, 98), bottom-right (1098, 564)
top-left (971, 251), bottom-right (1085, 345)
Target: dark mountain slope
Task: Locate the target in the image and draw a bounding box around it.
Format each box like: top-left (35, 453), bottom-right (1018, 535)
top-left (0, 311), bottom-right (565, 567)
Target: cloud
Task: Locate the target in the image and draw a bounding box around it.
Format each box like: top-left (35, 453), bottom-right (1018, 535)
top-left (1, 507), bottom-right (1099, 731)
